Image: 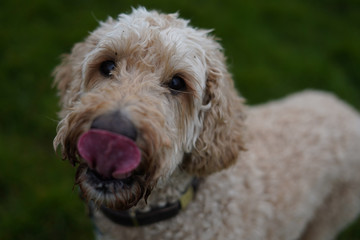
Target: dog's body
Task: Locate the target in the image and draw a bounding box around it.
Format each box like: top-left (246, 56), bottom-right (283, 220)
top-left (91, 91), bottom-right (360, 240)
top-left (54, 8), bottom-right (360, 240)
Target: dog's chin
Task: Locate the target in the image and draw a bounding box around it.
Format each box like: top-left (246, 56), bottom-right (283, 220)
top-left (75, 164), bottom-right (150, 210)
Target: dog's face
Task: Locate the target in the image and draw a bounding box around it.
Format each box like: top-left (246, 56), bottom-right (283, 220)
top-left (54, 8), bottom-right (245, 210)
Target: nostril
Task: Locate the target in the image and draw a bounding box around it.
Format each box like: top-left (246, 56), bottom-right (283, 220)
top-left (90, 111), bottom-right (138, 141)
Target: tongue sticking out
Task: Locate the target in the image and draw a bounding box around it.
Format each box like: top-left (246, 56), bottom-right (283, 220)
top-left (77, 129), bottom-right (141, 179)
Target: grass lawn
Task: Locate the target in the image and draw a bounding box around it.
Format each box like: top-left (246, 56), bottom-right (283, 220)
top-left (0, 0), bottom-right (359, 239)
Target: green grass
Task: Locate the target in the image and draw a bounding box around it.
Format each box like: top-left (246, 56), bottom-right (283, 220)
top-left (0, 0), bottom-right (359, 239)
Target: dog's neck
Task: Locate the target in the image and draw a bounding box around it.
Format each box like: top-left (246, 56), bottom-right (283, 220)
top-left (97, 169), bottom-right (198, 227)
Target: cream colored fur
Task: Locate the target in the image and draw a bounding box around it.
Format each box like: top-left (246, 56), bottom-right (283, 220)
top-left (54, 7), bottom-right (360, 240)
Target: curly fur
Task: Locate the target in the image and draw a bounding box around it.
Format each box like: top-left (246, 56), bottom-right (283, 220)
top-left (54, 7), bottom-right (360, 240)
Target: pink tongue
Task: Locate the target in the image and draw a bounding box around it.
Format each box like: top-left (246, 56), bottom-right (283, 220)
top-left (77, 129), bottom-right (141, 179)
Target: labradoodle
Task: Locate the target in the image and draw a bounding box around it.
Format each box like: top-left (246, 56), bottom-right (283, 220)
top-left (53, 7), bottom-right (360, 240)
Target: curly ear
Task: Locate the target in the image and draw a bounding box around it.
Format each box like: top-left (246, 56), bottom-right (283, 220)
top-left (53, 53), bottom-right (72, 105)
top-left (183, 44), bottom-right (246, 176)
top-left (53, 40), bottom-right (95, 112)
top-left (53, 18), bottom-right (116, 114)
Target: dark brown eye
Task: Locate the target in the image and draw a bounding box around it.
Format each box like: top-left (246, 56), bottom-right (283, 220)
top-left (168, 75), bottom-right (186, 93)
top-left (100, 60), bottom-right (116, 77)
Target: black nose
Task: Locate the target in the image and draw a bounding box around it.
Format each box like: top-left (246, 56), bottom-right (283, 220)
top-left (90, 111), bottom-right (137, 141)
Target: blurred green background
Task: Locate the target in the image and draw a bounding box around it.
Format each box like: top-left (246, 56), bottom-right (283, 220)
top-left (0, 0), bottom-right (359, 239)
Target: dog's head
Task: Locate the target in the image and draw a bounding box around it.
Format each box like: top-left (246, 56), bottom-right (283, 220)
top-left (53, 7), bottom-right (246, 210)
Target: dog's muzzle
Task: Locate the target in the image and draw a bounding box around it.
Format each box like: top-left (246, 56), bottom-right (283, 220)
top-left (77, 111), bottom-right (141, 179)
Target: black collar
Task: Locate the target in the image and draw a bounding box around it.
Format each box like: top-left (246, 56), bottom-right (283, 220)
top-left (94, 178), bottom-right (200, 227)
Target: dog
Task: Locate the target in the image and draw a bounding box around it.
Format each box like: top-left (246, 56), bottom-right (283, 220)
top-left (53, 7), bottom-right (360, 240)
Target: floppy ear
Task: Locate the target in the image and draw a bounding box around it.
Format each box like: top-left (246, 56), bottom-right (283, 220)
top-left (53, 40), bottom-right (93, 113)
top-left (183, 44), bottom-right (246, 176)
top-left (53, 17), bottom-right (116, 113)
top-left (53, 53), bottom-right (72, 107)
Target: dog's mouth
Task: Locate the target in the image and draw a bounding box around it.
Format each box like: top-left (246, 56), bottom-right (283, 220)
top-left (75, 129), bottom-right (149, 209)
top-left (77, 165), bottom-right (137, 193)
top-left (77, 129), bottom-right (141, 179)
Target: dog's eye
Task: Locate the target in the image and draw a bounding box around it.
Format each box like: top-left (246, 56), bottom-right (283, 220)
top-left (168, 75), bottom-right (186, 93)
top-left (100, 60), bottom-right (116, 77)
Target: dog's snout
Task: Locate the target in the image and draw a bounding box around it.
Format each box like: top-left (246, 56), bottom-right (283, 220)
top-left (91, 111), bottom-right (137, 141)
